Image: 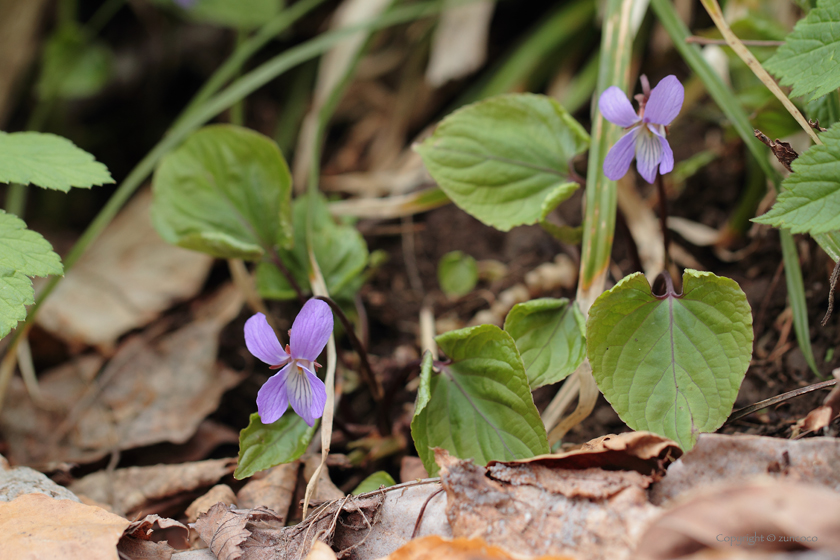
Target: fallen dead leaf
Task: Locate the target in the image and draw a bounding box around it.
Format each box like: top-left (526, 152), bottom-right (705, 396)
top-left (69, 458), bottom-right (236, 517)
top-left (637, 481), bottom-right (840, 559)
top-left (236, 461), bottom-right (299, 519)
top-left (425, 0), bottom-right (494, 87)
top-left (306, 541), bottom-right (338, 560)
top-left (196, 493), bottom-right (384, 560)
top-left (796, 369), bottom-right (840, 435)
top-left (335, 481), bottom-right (450, 558)
top-left (383, 536), bottom-right (577, 560)
top-left (36, 189), bottom-right (214, 350)
top-left (1, 285), bottom-right (244, 467)
top-left (186, 484), bottom-right (238, 523)
top-left (0, 464), bottom-right (80, 502)
top-left (399, 456), bottom-right (428, 482)
top-left (304, 456), bottom-right (345, 504)
top-left (437, 450), bottom-right (660, 560)
top-left (649, 434), bottom-right (840, 506)
top-left (118, 514), bottom-right (190, 560)
top-left (489, 431), bottom-right (682, 477)
top-left (0, 493), bottom-right (130, 560)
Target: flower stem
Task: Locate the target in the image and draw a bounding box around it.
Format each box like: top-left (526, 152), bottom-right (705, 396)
top-left (314, 296), bottom-right (384, 404)
top-left (654, 173), bottom-right (672, 272)
top-left (268, 247), bottom-right (306, 305)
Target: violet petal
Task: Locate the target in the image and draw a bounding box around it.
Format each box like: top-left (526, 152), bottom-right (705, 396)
top-left (635, 130), bottom-right (664, 184)
top-left (603, 127), bottom-right (639, 180)
top-left (599, 86), bottom-right (640, 128)
top-left (643, 75), bottom-right (684, 126)
top-left (245, 313), bottom-right (290, 365)
top-left (290, 299), bottom-right (333, 361)
top-left (286, 365), bottom-right (327, 427)
top-left (658, 135), bottom-right (674, 175)
top-left (257, 365), bottom-right (291, 424)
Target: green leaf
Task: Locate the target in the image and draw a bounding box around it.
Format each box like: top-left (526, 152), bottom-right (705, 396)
top-left (0, 211), bottom-right (63, 338)
top-left (0, 132), bottom-right (113, 192)
top-left (437, 251), bottom-right (478, 297)
top-left (256, 193), bottom-right (368, 299)
top-left (805, 91), bottom-right (840, 130)
top-left (351, 471), bottom-right (396, 495)
top-left (410, 326), bottom-right (549, 476)
top-left (753, 124), bottom-right (840, 234)
top-left (0, 270), bottom-right (35, 340)
top-left (586, 270), bottom-right (753, 450)
top-left (169, 0), bottom-right (282, 29)
top-left (235, 412), bottom-right (318, 479)
top-left (38, 24), bottom-right (112, 100)
top-left (415, 93), bottom-right (589, 231)
top-left (503, 298), bottom-right (586, 389)
top-left (764, 0), bottom-right (840, 101)
top-left (151, 124), bottom-right (293, 260)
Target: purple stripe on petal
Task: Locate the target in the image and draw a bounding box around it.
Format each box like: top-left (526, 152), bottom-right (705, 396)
top-left (290, 299), bottom-right (334, 361)
top-left (287, 365), bottom-right (326, 427)
top-left (603, 127), bottom-right (639, 180)
top-left (257, 365), bottom-right (291, 424)
top-left (635, 131), bottom-right (663, 184)
top-left (599, 86), bottom-right (640, 128)
top-left (658, 136), bottom-right (674, 175)
top-left (644, 75), bottom-right (684, 126)
top-left (245, 313), bottom-right (290, 366)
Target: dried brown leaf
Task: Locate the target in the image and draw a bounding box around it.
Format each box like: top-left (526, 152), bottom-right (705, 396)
top-left (187, 484), bottom-right (238, 523)
top-left (0, 493), bottom-right (129, 560)
top-left (384, 536), bottom-right (577, 560)
top-left (0, 465), bottom-right (80, 502)
top-left (425, 0), bottom-right (494, 87)
top-left (69, 458), bottom-right (236, 517)
top-left (118, 514), bottom-right (190, 560)
top-left (439, 452), bottom-right (660, 560)
top-left (1, 285), bottom-right (244, 467)
top-left (649, 434), bottom-right (840, 506)
top-left (36, 189), bottom-right (214, 349)
top-left (399, 456), bottom-right (428, 483)
top-left (637, 481), bottom-right (840, 559)
top-left (196, 493), bottom-right (384, 560)
top-left (488, 431), bottom-right (682, 477)
top-left (306, 541), bottom-right (338, 560)
top-left (236, 461), bottom-right (299, 519)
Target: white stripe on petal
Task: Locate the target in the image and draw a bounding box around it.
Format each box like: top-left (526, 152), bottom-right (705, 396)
top-left (635, 130), bottom-right (663, 184)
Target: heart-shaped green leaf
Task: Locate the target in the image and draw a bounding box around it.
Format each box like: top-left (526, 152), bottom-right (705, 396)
top-left (151, 124), bottom-right (293, 260)
top-left (411, 325), bottom-right (549, 476)
top-left (235, 412), bottom-right (317, 479)
top-left (416, 94), bottom-right (588, 232)
top-left (437, 251), bottom-right (478, 298)
top-left (256, 193), bottom-right (368, 300)
top-left (504, 298), bottom-right (586, 389)
top-left (586, 270), bottom-right (753, 450)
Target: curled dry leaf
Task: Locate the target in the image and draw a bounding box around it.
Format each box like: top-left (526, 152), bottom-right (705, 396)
top-left (69, 458), bottom-right (236, 517)
top-left (637, 481), bottom-right (840, 559)
top-left (383, 536), bottom-right (577, 560)
top-left (437, 449), bottom-right (660, 560)
top-left (195, 493), bottom-right (385, 560)
top-left (649, 434), bottom-right (840, 506)
top-left (0, 493), bottom-right (130, 560)
top-left (306, 541), bottom-right (338, 560)
top-left (488, 431), bottom-right (682, 477)
top-left (36, 189), bottom-right (214, 350)
top-left (797, 369), bottom-right (840, 434)
top-left (118, 514), bottom-right (190, 560)
top-left (1, 285), bottom-right (244, 467)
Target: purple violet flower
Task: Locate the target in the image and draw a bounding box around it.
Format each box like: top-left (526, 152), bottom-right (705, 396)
top-left (244, 299), bottom-right (333, 426)
top-left (599, 75), bottom-right (684, 184)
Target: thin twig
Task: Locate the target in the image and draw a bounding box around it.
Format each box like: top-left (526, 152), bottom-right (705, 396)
top-left (315, 296), bottom-right (383, 403)
top-left (411, 488), bottom-right (444, 538)
top-left (686, 36), bottom-right (784, 47)
top-left (726, 380), bottom-right (837, 424)
top-left (822, 259), bottom-right (840, 326)
top-left (269, 246), bottom-right (307, 304)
